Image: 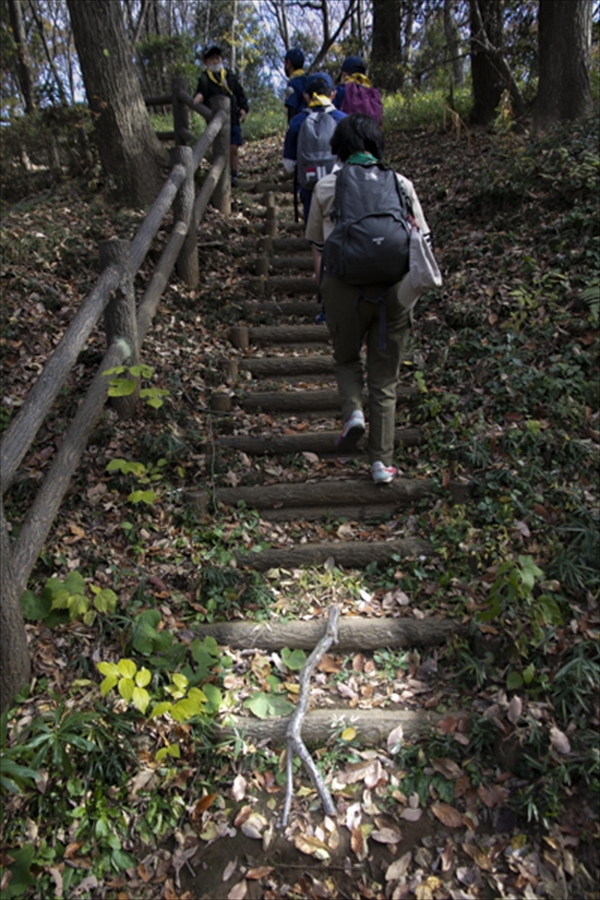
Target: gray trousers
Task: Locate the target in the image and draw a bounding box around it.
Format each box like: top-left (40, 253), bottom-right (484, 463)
top-left (322, 276), bottom-right (410, 466)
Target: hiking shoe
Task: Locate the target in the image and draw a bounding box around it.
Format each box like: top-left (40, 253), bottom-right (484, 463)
top-left (315, 308), bottom-right (327, 324)
top-left (371, 462), bottom-right (398, 484)
top-left (336, 409), bottom-right (365, 452)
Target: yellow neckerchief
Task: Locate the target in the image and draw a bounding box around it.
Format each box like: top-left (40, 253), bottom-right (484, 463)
top-left (347, 72), bottom-right (372, 88)
top-left (207, 67), bottom-right (233, 95)
top-left (308, 94), bottom-right (332, 108)
top-left (289, 68), bottom-right (305, 79)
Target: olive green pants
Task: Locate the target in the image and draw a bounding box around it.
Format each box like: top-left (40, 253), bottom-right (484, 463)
top-left (322, 276), bottom-right (410, 466)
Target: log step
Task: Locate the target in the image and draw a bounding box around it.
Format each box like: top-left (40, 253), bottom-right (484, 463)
top-left (214, 427), bottom-right (422, 455)
top-left (247, 300), bottom-right (322, 318)
top-left (268, 256), bottom-right (314, 271)
top-left (193, 615), bottom-right (463, 651)
top-left (217, 708), bottom-right (463, 749)
top-left (230, 324), bottom-right (329, 348)
top-left (248, 276), bottom-right (317, 295)
top-left (188, 477), bottom-right (435, 514)
top-left (238, 386), bottom-right (416, 413)
top-left (232, 536), bottom-right (432, 571)
top-left (239, 356), bottom-right (334, 377)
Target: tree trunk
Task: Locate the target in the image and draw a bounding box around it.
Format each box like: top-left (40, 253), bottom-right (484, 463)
top-left (0, 499), bottom-right (31, 712)
top-left (469, 0), bottom-right (505, 124)
top-left (67, 0), bottom-right (167, 207)
top-left (371, 0), bottom-right (403, 91)
top-left (534, 0), bottom-right (593, 127)
top-left (8, 0), bottom-right (35, 113)
top-left (444, 0), bottom-right (464, 88)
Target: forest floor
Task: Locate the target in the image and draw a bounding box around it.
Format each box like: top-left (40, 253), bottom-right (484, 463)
top-left (1, 113), bottom-right (599, 900)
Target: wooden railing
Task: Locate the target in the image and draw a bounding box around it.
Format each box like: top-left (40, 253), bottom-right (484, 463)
top-left (0, 85), bottom-right (231, 711)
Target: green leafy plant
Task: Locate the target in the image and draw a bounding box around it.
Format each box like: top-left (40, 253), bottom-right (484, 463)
top-left (106, 456), bottom-right (168, 504)
top-left (103, 363), bottom-right (169, 408)
top-left (20, 571), bottom-right (117, 626)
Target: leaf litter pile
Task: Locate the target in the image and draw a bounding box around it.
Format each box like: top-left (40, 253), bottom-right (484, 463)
top-left (1, 114), bottom-right (599, 900)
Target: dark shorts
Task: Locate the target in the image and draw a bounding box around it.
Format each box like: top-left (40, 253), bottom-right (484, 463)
top-left (231, 124), bottom-right (243, 146)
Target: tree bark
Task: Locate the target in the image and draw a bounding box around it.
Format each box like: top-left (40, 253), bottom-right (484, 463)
top-left (0, 499), bottom-right (31, 712)
top-left (469, 0), bottom-right (506, 124)
top-left (371, 0), bottom-right (403, 91)
top-left (444, 0), bottom-right (464, 88)
top-left (534, 0), bottom-right (593, 127)
top-left (67, 0), bottom-right (167, 206)
top-left (8, 0), bottom-right (35, 113)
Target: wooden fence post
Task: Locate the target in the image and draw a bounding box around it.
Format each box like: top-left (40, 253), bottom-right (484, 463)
top-left (0, 497), bottom-right (31, 712)
top-left (172, 76), bottom-right (189, 145)
top-left (99, 239), bottom-right (140, 419)
top-left (171, 145), bottom-right (198, 288)
top-left (211, 95), bottom-right (231, 215)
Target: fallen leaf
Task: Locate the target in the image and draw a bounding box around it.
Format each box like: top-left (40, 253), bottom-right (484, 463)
top-left (246, 866), bottom-right (274, 880)
top-left (477, 783), bottom-right (508, 809)
top-left (386, 850), bottom-right (412, 882)
top-left (222, 858), bottom-right (238, 882)
top-left (461, 842), bottom-right (494, 871)
top-left (550, 725), bottom-right (571, 754)
top-left (232, 774), bottom-right (247, 801)
top-left (508, 695), bottom-right (523, 725)
top-left (387, 723), bottom-right (404, 752)
top-left (431, 757), bottom-right (463, 780)
top-left (351, 826), bottom-right (369, 861)
top-left (399, 807), bottom-right (422, 822)
top-left (241, 812), bottom-right (268, 840)
top-left (227, 880), bottom-right (248, 900)
top-left (371, 827), bottom-right (402, 844)
top-left (431, 802), bottom-right (464, 828)
top-left (293, 833), bottom-right (331, 861)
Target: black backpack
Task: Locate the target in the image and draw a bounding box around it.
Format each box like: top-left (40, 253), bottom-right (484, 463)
top-left (322, 163), bottom-right (412, 285)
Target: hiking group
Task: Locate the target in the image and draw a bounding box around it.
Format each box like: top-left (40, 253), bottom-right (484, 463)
top-left (282, 51), bottom-right (440, 485)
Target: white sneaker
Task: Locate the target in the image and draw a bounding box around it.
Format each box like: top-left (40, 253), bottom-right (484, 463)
top-left (371, 462), bottom-right (398, 484)
top-left (336, 409), bottom-right (365, 452)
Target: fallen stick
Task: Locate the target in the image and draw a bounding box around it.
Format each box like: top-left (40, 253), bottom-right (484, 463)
top-left (282, 606), bottom-right (340, 826)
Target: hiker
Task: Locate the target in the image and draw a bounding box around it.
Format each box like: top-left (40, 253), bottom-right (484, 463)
top-left (193, 42), bottom-right (249, 188)
top-left (305, 114), bottom-right (432, 484)
top-left (333, 55), bottom-right (382, 125)
top-left (283, 48), bottom-right (307, 122)
top-left (282, 72), bottom-right (346, 224)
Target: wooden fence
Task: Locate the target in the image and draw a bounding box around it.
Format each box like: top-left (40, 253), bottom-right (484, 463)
top-left (0, 84), bottom-right (231, 711)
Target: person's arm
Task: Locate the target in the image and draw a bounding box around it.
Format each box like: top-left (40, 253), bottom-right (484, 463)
top-left (397, 174), bottom-right (431, 240)
top-left (282, 116), bottom-right (301, 172)
top-left (231, 73), bottom-right (249, 120)
top-left (193, 74), bottom-right (207, 107)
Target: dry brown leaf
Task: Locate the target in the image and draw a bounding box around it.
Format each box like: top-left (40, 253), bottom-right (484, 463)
top-left (431, 757), bottom-right (463, 780)
top-left (371, 827), bottom-right (402, 844)
top-left (387, 723), bottom-right (404, 752)
top-left (233, 804), bottom-right (252, 826)
top-left (431, 802), bottom-right (464, 828)
top-left (351, 826), bottom-right (369, 861)
top-left (293, 833), bottom-right (331, 861)
top-left (222, 858), bottom-right (238, 882)
top-left (227, 880), bottom-right (248, 900)
top-left (163, 878), bottom-right (179, 900)
top-left (385, 850), bottom-right (412, 882)
top-left (461, 842), bottom-right (494, 871)
top-left (246, 866), bottom-right (274, 880)
top-left (477, 783), bottom-right (508, 809)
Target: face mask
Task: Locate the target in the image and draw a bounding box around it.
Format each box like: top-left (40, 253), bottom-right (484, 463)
top-left (207, 62), bottom-right (222, 73)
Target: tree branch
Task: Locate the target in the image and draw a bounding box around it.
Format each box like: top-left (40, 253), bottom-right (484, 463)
top-left (282, 606), bottom-right (340, 826)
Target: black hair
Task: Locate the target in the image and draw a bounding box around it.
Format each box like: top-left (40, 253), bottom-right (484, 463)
top-left (330, 114), bottom-right (385, 162)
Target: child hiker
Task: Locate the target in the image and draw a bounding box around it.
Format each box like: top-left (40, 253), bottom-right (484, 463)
top-left (306, 115), bottom-right (433, 484)
top-left (193, 42), bottom-right (249, 188)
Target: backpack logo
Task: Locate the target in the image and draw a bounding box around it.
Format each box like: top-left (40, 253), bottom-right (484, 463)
top-left (372, 236), bottom-right (385, 245)
top-left (296, 110), bottom-right (338, 190)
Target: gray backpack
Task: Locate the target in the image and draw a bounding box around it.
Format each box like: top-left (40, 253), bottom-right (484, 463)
top-left (296, 110), bottom-right (338, 190)
top-left (322, 163), bottom-right (412, 285)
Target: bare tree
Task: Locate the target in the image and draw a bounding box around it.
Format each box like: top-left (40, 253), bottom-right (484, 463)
top-left (444, 0), bottom-right (464, 88)
top-left (8, 0), bottom-right (35, 112)
top-left (534, 0), bottom-right (593, 127)
top-left (67, 0), bottom-right (167, 206)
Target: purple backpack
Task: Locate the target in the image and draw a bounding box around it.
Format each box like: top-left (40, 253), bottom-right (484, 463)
top-left (341, 81), bottom-right (383, 125)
